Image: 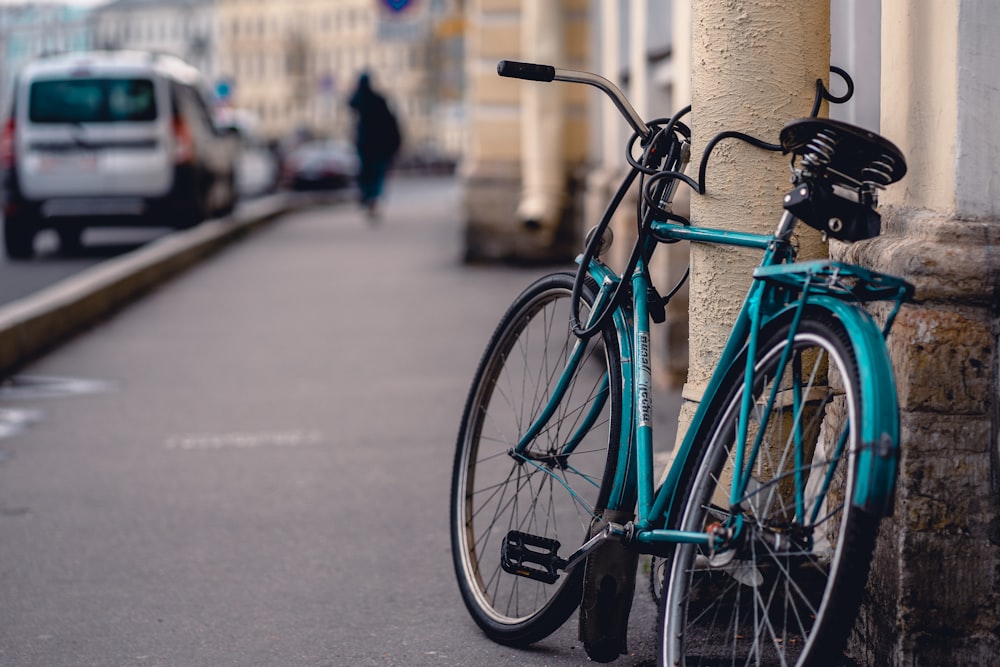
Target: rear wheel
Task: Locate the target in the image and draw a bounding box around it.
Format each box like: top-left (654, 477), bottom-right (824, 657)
top-left (450, 271), bottom-right (623, 646)
top-left (4, 214), bottom-right (37, 259)
top-left (177, 194), bottom-right (208, 228)
top-left (173, 167), bottom-right (210, 229)
top-left (213, 172), bottom-right (237, 218)
top-left (57, 226), bottom-right (83, 255)
top-left (661, 312), bottom-right (879, 666)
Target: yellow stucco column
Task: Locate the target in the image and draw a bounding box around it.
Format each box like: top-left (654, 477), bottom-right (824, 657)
top-left (517, 0), bottom-right (564, 237)
top-left (677, 1), bottom-right (829, 433)
top-left (461, 0), bottom-right (590, 262)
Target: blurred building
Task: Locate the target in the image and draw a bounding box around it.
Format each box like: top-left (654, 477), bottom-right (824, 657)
top-left (462, 0), bottom-right (590, 263)
top-left (0, 3), bottom-right (91, 113)
top-left (215, 0), bottom-right (464, 160)
top-left (91, 0), bottom-right (217, 79)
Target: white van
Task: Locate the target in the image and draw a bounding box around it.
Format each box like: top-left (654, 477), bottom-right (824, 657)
top-left (1, 50), bottom-right (238, 258)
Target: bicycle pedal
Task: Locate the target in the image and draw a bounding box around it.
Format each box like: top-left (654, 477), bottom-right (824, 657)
top-left (501, 531), bottom-right (566, 584)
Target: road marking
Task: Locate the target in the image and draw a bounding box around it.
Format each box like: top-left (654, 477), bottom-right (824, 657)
top-left (0, 374), bottom-right (117, 400)
top-left (165, 429), bottom-right (324, 451)
top-left (0, 407), bottom-right (43, 440)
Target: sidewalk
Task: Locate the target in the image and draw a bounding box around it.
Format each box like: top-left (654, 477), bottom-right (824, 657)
top-left (0, 194), bottom-right (290, 376)
top-left (0, 175), bottom-right (680, 665)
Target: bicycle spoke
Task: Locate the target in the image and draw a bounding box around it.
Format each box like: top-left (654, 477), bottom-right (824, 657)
top-left (666, 319), bottom-right (877, 666)
top-left (452, 274), bottom-right (621, 641)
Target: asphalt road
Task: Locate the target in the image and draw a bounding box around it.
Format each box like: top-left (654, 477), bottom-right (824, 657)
top-left (0, 176), bottom-right (683, 666)
top-left (0, 194), bottom-right (287, 307)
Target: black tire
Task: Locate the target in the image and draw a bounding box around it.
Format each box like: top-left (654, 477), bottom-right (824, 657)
top-left (214, 172), bottom-right (237, 218)
top-left (57, 226), bottom-right (83, 255)
top-left (4, 214), bottom-right (37, 259)
top-left (175, 170), bottom-right (210, 229)
top-left (660, 311), bottom-right (879, 666)
top-left (450, 271), bottom-right (624, 647)
top-left (176, 197), bottom-right (208, 229)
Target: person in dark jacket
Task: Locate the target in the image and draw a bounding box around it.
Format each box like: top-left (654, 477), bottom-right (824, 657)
top-left (348, 72), bottom-right (401, 218)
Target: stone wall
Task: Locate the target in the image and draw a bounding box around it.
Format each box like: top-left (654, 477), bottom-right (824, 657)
top-left (838, 211), bottom-right (1000, 665)
top-left (835, 3), bottom-right (1000, 661)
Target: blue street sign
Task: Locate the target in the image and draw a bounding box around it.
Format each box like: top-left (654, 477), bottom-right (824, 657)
top-left (381, 0), bottom-right (413, 13)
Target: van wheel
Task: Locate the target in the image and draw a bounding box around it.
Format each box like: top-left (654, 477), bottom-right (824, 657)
top-left (58, 227), bottom-right (84, 255)
top-left (215, 173), bottom-right (237, 217)
top-left (177, 189), bottom-right (210, 229)
top-left (4, 215), bottom-right (37, 259)
top-left (177, 206), bottom-right (206, 229)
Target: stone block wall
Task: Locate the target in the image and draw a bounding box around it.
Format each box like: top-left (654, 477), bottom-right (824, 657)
top-left (839, 212), bottom-right (1000, 665)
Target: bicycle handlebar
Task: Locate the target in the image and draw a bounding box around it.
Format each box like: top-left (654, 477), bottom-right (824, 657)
top-left (497, 60), bottom-right (556, 82)
top-left (497, 60), bottom-right (652, 141)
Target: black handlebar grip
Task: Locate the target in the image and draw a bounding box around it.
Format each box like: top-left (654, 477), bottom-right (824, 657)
top-left (497, 60), bottom-right (556, 82)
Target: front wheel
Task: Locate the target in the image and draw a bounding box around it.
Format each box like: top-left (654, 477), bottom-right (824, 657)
top-left (450, 272), bottom-right (623, 647)
top-left (661, 311), bottom-right (880, 666)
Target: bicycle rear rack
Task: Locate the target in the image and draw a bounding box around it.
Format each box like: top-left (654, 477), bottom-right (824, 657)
top-left (753, 260), bottom-right (914, 303)
top-left (754, 260), bottom-right (914, 336)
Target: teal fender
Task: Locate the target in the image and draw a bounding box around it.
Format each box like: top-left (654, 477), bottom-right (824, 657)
top-left (585, 261), bottom-right (638, 512)
top-left (776, 295), bottom-right (900, 516)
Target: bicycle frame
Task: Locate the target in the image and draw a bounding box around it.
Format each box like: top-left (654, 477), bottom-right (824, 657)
top-left (512, 208), bottom-right (911, 554)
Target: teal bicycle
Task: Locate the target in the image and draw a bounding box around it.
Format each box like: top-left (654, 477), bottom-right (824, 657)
top-left (450, 60), bottom-right (912, 666)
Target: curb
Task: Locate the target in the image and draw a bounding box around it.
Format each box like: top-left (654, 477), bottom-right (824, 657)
top-left (0, 194), bottom-right (296, 377)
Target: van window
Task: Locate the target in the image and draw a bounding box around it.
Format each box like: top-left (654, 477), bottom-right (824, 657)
top-left (28, 78), bottom-right (158, 123)
top-left (172, 82), bottom-right (220, 135)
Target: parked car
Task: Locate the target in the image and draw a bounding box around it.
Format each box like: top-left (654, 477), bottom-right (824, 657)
top-left (215, 107), bottom-right (278, 199)
top-left (0, 50), bottom-right (239, 258)
top-left (396, 142), bottom-right (458, 175)
top-left (281, 140), bottom-right (358, 192)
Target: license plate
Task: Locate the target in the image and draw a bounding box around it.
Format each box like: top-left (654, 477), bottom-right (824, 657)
top-left (36, 152), bottom-right (99, 172)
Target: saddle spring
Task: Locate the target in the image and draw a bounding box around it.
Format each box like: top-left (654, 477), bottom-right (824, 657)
top-left (861, 155), bottom-right (897, 187)
top-left (800, 128), bottom-right (838, 175)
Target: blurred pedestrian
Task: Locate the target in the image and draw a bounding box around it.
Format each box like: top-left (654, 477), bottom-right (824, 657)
top-left (348, 72), bottom-right (402, 219)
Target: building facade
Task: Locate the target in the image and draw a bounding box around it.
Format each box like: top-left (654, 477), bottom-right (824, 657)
top-left (215, 0), bottom-right (463, 152)
top-left (0, 3), bottom-right (91, 113)
top-left (462, 0), bottom-right (589, 262)
top-left (91, 0), bottom-right (216, 78)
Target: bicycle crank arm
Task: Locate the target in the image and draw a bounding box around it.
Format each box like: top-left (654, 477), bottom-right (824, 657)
top-left (564, 521), bottom-right (632, 572)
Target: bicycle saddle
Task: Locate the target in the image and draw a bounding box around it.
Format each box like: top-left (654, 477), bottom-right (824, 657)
top-left (780, 117), bottom-right (906, 187)
top-left (779, 118), bottom-right (907, 242)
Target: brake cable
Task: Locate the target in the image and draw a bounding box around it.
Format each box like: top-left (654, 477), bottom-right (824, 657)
top-left (569, 67), bottom-right (856, 340)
